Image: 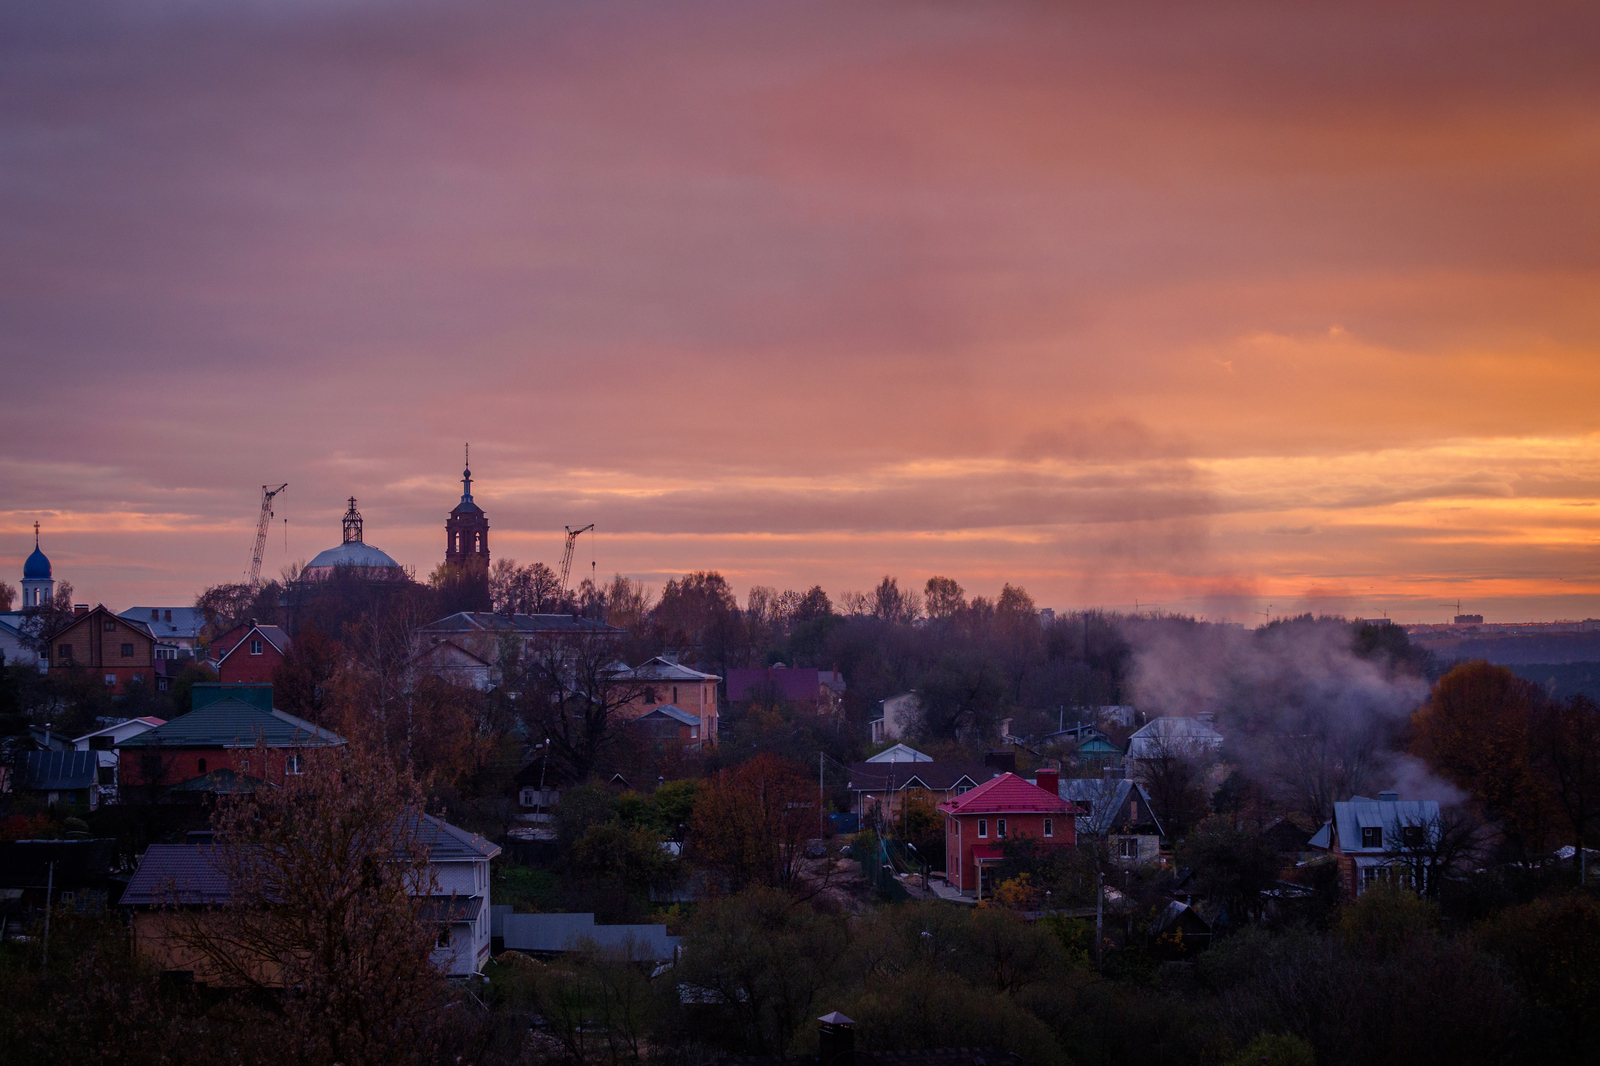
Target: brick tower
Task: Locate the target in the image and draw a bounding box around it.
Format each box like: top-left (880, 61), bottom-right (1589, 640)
top-left (445, 445), bottom-right (490, 571)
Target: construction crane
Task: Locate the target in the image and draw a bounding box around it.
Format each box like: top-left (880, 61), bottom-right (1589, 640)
top-left (558, 524), bottom-right (594, 593)
top-left (248, 484), bottom-right (288, 586)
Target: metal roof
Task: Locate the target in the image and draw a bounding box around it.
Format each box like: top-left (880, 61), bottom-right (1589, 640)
top-left (410, 813), bottom-right (502, 862)
top-left (418, 895), bottom-right (485, 922)
top-left (22, 750), bottom-right (98, 790)
top-left (848, 761), bottom-right (992, 793)
top-left (71, 717), bottom-right (165, 745)
top-left (118, 606), bottom-right (205, 640)
top-left (120, 843), bottom-right (231, 906)
top-left (1056, 778), bottom-right (1164, 836)
top-left (499, 912), bottom-right (680, 960)
top-left (625, 656), bottom-right (720, 681)
top-left (305, 541), bottom-right (403, 570)
top-left (1327, 796), bottom-right (1441, 853)
top-left (638, 705), bottom-right (700, 727)
top-left (864, 743), bottom-right (932, 764)
top-left (117, 696), bottom-right (346, 749)
top-left (937, 772), bottom-right (1073, 816)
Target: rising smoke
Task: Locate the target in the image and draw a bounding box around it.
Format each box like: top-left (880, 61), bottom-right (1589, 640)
top-left (1119, 614), bottom-right (1461, 818)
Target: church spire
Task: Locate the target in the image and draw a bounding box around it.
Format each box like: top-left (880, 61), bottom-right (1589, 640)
top-left (462, 442), bottom-right (473, 503)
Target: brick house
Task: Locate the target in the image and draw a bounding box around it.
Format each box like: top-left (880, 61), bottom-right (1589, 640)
top-left (214, 623), bottom-right (290, 684)
top-left (116, 683), bottom-right (345, 797)
top-left (938, 770), bottom-right (1079, 899)
top-left (45, 604), bottom-right (158, 694)
top-left (614, 657), bottom-right (720, 744)
top-left (630, 705), bottom-right (703, 748)
top-left (1308, 791), bottom-right (1441, 897)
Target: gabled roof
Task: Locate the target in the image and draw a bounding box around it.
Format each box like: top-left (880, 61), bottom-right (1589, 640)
top-left (937, 772), bottom-right (1073, 816)
top-left (117, 696), bottom-right (346, 749)
top-left (72, 717), bottom-right (166, 745)
top-left (120, 843), bottom-right (230, 906)
top-left (725, 667), bottom-right (839, 702)
top-left (118, 607), bottom-right (205, 640)
top-left (1326, 796), bottom-right (1441, 853)
top-left (215, 624), bottom-right (291, 665)
top-left (848, 761), bottom-right (993, 793)
top-left (865, 743), bottom-right (932, 764)
top-left (417, 611), bottom-right (623, 636)
top-left (121, 815), bottom-right (499, 907)
top-left (638, 704), bottom-right (700, 727)
top-left (46, 604), bottom-right (151, 644)
top-left (22, 750), bottom-right (98, 790)
top-left (1057, 778), bottom-right (1164, 836)
top-left (411, 639), bottom-right (491, 668)
top-left (412, 813), bottom-right (502, 862)
top-left (626, 656), bottom-right (720, 681)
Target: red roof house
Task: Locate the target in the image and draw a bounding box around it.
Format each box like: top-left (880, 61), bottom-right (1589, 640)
top-left (937, 769), bottom-right (1078, 899)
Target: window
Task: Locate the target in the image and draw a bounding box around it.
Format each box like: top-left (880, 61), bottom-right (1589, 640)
top-left (103, 621), bottom-right (115, 631)
top-left (672, 686), bottom-right (679, 703)
top-left (197, 758), bottom-right (208, 774)
top-left (1401, 825), bottom-right (1425, 848)
top-left (103, 674), bottom-right (116, 687)
top-left (59, 891), bottom-right (75, 904)
top-left (1361, 826), bottom-right (1383, 849)
top-left (957, 784), bottom-right (972, 794)
top-left (997, 818), bottom-right (1007, 838)
top-left (250, 640), bottom-right (263, 655)
top-left (1121, 837), bottom-right (1140, 859)
top-left (90, 736), bottom-right (112, 751)
top-left (58, 644), bottom-right (72, 660)
top-left (157, 677), bottom-right (169, 692)
top-left (978, 819), bottom-right (988, 838)
top-left (121, 643), bottom-right (134, 657)
top-left (1130, 800), bottom-right (1139, 820)
top-left (286, 754), bottom-right (302, 775)
top-left (436, 926), bottom-right (452, 948)
top-left (1043, 818), bottom-right (1054, 838)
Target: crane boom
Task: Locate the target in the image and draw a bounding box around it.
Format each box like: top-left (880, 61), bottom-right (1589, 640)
top-left (559, 524), bottom-right (594, 592)
top-left (249, 484), bottom-right (288, 586)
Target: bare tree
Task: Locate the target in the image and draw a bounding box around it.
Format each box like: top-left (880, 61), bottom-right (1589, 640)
top-left (1384, 807), bottom-right (1484, 901)
top-left (158, 747), bottom-right (452, 1066)
top-left (510, 632), bottom-right (648, 782)
top-left (1536, 694), bottom-right (1600, 884)
top-left (1131, 732), bottom-right (1214, 840)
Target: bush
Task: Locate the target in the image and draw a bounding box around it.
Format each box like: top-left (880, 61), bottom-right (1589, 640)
top-left (1224, 1032), bottom-right (1316, 1066)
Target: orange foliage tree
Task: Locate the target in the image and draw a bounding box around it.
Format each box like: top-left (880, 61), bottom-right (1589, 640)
top-left (688, 754), bottom-right (819, 892)
top-left (1411, 661), bottom-right (1558, 855)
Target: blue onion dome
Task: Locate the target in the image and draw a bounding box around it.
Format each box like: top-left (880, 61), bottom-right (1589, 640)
top-left (23, 545), bottom-right (50, 580)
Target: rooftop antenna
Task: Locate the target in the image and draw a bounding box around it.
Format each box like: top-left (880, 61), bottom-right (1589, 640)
top-left (248, 484), bottom-right (288, 586)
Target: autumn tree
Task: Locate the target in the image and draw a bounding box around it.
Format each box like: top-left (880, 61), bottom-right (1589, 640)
top-left (924, 576), bottom-right (967, 620)
top-left (1411, 661), bottom-right (1559, 855)
top-left (689, 753), bottom-right (820, 892)
top-left (162, 747), bottom-right (454, 1066)
top-left (489, 558), bottom-right (564, 615)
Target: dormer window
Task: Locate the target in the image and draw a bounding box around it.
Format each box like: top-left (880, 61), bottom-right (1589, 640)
top-left (1361, 826), bottom-right (1383, 849)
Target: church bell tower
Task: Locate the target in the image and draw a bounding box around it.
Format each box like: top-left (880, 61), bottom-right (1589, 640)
top-left (445, 445), bottom-right (490, 570)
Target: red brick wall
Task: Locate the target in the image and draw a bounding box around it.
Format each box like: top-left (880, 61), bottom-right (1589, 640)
top-left (219, 643), bottom-right (285, 684)
top-left (946, 811), bottom-right (1075, 894)
top-left (119, 746), bottom-right (324, 788)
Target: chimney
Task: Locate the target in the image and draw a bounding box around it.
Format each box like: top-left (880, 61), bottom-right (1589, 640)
top-left (817, 1012), bottom-right (855, 1066)
top-left (73, 604), bottom-right (88, 617)
top-left (1036, 767), bottom-right (1060, 797)
top-left (1378, 790), bottom-right (1399, 803)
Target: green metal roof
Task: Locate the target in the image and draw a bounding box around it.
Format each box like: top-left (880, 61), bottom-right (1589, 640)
top-left (117, 696), bottom-right (345, 749)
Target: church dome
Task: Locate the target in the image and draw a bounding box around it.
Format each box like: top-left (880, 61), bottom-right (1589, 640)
top-left (305, 541), bottom-right (403, 571)
top-left (23, 545), bottom-right (50, 580)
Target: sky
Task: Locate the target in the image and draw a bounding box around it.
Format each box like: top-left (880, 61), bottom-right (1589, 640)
top-left (3, 0), bottom-right (1598, 624)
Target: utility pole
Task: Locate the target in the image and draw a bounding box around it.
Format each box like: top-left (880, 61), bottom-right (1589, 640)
top-left (1095, 871), bottom-right (1104, 971)
top-left (41, 860), bottom-right (53, 972)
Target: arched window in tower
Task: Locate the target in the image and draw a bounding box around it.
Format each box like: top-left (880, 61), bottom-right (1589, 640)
top-left (444, 444), bottom-right (491, 572)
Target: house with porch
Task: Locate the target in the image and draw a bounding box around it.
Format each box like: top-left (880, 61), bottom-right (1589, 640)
top-left (938, 770), bottom-right (1079, 899)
